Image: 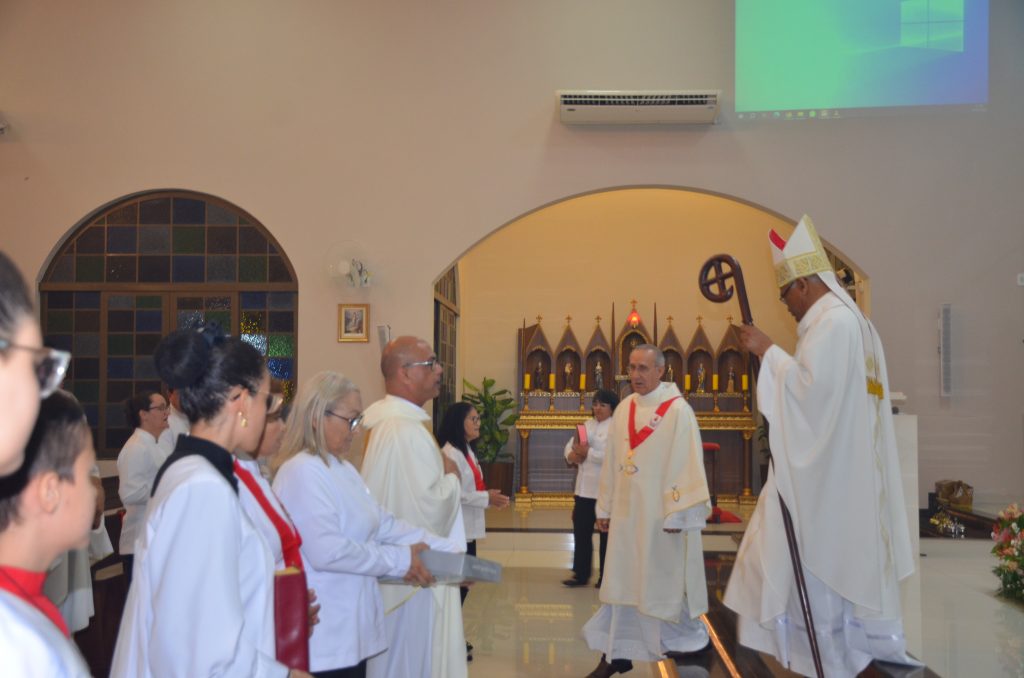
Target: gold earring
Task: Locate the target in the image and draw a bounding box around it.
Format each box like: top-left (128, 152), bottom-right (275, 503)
top-left (238, 411), bottom-right (248, 428)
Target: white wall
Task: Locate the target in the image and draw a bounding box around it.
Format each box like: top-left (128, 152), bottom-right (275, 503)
top-left (1, 0), bottom-right (1021, 505)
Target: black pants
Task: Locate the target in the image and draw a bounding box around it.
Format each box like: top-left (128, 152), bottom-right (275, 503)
top-left (460, 540), bottom-right (476, 605)
top-left (571, 496), bottom-right (607, 584)
top-left (122, 554), bottom-right (133, 583)
top-left (313, 659), bottom-right (367, 678)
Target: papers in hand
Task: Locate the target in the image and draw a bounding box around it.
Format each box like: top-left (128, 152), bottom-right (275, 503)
top-left (379, 550), bottom-right (503, 586)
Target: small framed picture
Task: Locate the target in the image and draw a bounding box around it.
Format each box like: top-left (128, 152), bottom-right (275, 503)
top-left (337, 304), bottom-right (370, 343)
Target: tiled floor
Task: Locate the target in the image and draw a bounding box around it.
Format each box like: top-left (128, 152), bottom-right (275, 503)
top-left (462, 507), bottom-right (1024, 677)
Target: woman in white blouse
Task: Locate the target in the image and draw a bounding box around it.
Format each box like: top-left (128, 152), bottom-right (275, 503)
top-left (272, 371), bottom-right (450, 678)
top-left (116, 390), bottom-right (170, 581)
top-left (437, 402), bottom-right (509, 604)
top-left (563, 388), bottom-right (619, 588)
top-left (111, 325), bottom-right (311, 678)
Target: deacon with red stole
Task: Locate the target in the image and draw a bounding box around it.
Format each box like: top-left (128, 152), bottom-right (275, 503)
top-left (360, 336), bottom-right (467, 678)
top-left (724, 215), bottom-right (918, 677)
top-left (582, 344), bottom-right (711, 677)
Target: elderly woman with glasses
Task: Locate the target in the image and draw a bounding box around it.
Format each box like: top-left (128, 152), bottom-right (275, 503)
top-left (0, 252), bottom-right (70, 477)
top-left (112, 324), bottom-right (312, 678)
top-left (115, 391), bottom-right (171, 582)
top-left (271, 371), bottom-right (455, 678)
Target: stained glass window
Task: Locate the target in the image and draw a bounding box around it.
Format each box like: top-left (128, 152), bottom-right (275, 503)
top-left (40, 191), bottom-right (298, 458)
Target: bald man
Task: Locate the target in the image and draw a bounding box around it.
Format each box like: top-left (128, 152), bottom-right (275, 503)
top-left (361, 336), bottom-right (467, 678)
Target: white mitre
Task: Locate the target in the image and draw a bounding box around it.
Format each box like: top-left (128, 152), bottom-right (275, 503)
top-left (768, 214), bottom-right (832, 288)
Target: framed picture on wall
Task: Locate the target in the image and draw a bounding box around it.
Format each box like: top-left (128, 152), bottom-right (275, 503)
top-left (338, 303), bottom-right (370, 343)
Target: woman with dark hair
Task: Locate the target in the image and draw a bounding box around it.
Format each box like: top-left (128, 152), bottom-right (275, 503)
top-left (115, 391), bottom-right (170, 581)
top-left (437, 402), bottom-right (509, 619)
top-left (0, 251), bottom-right (70, 476)
top-left (563, 388), bottom-right (620, 588)
top-left (111, 325), bottom-right (312, 678)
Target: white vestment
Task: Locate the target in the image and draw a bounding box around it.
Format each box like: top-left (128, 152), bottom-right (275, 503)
top-left (111, 444), bottom-right (288, 678)
top-left (117, 427), bottom-right (171, 556)
top-left (724, 282), bottom-right (917, 678)
top-left (583, 382), bottom-right (711, 662)
top-left (274, 451), bottom-right (456, 672)
top-left (360, 395), bottom-right (467, 678)
top-left (0, 590), bottom-right (90, 677)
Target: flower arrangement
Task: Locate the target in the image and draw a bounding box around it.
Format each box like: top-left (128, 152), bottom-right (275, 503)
top-left (991, 502), bottom-right (1024, 601)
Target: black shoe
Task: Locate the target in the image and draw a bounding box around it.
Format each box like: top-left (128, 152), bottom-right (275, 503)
top-left (562, 577), bottom-right (588, 588)
top-left (586, 655), bottom-right (633, 677)
top-left (466, 642), bottom-right (473, 653)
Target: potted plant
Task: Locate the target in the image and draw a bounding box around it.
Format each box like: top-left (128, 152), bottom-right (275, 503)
top-left (462, 377), bottom-right (519, 497)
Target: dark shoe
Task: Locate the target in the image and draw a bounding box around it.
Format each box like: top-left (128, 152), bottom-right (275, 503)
top-left (562, 578), bottom-right (588, 588)
top-left (467, 640), bottom-right (473, 662)
top-left (586, 655), bottom-right (633, 677)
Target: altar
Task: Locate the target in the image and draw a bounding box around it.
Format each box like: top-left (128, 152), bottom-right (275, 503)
top-left (514, 303), bottom-right (759, 508)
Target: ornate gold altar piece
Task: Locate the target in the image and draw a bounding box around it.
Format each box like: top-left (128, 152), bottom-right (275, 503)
top-left (515, 307), bottom-right (759, 508)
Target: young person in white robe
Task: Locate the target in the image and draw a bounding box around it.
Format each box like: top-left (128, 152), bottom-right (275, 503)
top-left (724, 215), bottom-right (917, 678)
top-left (0, 251), bottom-right (69, 477)
top-left (360, 336), bottom-right (468, 678)
top-left (111, 325), bottom-right (313, 678)
top-left (562, 388), bottom-right (619, 589)
top-left (272, 371), bottom-right (459, 678)
top-left (116, 390), bottom-right (171, 581)
top-left (583, 345), bottom-right (711, 678)
top-left (0, 390), bottom-right (98, 676)
top-left (437, 401), bottom-right (510, 661)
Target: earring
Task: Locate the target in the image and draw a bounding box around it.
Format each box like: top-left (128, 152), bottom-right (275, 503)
top-left (238, 411), bottom-right (248, 428)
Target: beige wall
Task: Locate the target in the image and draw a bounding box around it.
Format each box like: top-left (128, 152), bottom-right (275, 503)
top-left (1, 1), bottom-right (1022, 506)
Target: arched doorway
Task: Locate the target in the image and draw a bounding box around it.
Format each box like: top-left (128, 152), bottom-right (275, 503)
top-left (39, 190), bottom-right (299, 458)
top-left (443, 186), bottom-right (868, 498)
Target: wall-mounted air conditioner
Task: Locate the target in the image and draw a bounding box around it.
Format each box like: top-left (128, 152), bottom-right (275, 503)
top-left (558, 90), bottom-right (721, 125)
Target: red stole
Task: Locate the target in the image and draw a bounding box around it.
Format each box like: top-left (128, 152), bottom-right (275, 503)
top-left (628, 396), bottom-right (682, 450)
top-left (0, 565), bottom-right (69, 636)
top-left (233, 461), bottom-right (304, 570)
top-left (466, 452), bottom-right (486, 492)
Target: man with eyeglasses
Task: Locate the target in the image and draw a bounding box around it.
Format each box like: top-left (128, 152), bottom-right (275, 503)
top-left (361, 336), bottom-right (467, 678)
top-left (724, 216), bottom-right (916, 677)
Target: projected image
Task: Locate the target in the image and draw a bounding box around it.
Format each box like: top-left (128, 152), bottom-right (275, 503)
top-left (735, 0), bottom-right (989, 117)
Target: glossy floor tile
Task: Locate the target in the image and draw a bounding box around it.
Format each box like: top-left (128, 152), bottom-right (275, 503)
top-left (465, 507), bottom-right (1024, 677)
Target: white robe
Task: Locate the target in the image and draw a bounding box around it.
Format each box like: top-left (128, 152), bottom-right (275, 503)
top-left (110, 451), bottom-right (288, 678)
top-left (583, 382), bottom-right (711, 662)
top-left (0, 590), bottom-right (90, 677)
top-left (117, 428), bottom-right (170, 555)
top-left (275, 451), bottom-right (456, 672)
top-left (724, 282), bottom-right (916, 678)
top-left (360, 394), bottom-right (467, 678)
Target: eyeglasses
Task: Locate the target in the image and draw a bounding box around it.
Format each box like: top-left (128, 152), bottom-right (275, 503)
top-left (403, 358), bottom-right (441, 370)
top-left (468, 415), bottom-right (481, 423)
top-left (325, 410), bottom-right (363, 432)
top-left (0, 338), bottom-right (71, 398)
top-left (147, 404), bottom-right (169, 412)
top-left (779, 281), bottom-right (796, 301)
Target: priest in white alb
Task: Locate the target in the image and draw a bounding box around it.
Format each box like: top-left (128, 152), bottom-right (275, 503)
top-left (724, 215), bottom-right (918, 677)
top-left (582, 344), bottom-right (711, 678)
top-left (360, 336), bottom-right (467, 678)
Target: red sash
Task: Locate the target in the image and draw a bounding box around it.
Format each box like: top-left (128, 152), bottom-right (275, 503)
top-left (0, 566), bottom-right (69, 636)
top-left (233, 461), bottom-right (304, 570)
top-left (466, 452), bottom-right (486, 492)
top-left (628, 396), bottom-right (682, 450)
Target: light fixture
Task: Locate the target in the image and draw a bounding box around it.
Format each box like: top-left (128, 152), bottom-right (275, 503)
top-left (626, 299), bottom-right (642, 328)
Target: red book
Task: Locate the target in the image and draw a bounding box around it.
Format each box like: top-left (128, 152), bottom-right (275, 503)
top-left (575, 424), bottom-right (588, 447)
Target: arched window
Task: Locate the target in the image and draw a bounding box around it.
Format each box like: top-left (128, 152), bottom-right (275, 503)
top-left (40, 190), bottom-right (298, 458)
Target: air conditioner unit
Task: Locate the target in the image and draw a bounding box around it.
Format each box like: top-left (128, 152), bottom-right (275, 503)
top-left (558, 90), bottom-right (721, 125)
